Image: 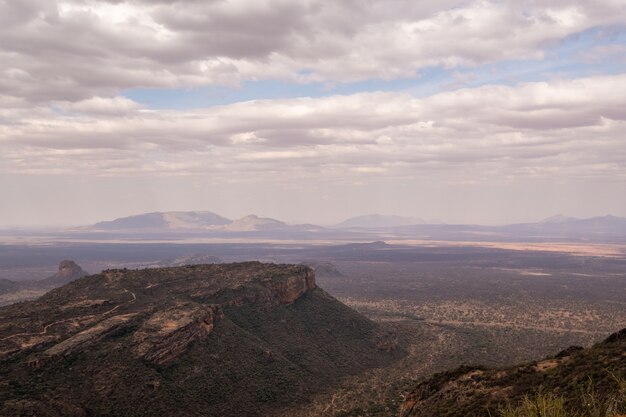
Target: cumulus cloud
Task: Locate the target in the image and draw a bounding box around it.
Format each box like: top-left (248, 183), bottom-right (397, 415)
top-left (1, 0), bottom-right (624, 103)
top-left (1, 75), bottom-right (625, 185)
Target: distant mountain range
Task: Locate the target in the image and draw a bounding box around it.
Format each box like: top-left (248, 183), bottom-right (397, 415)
top-left (334, 214), bottom-right (425, 228)
top-left (79, 211), bottom-right (626, 241)
top-left (89, 211), bottom-right (321, 233)
top-left (92, 211), bottom-right (231, 230)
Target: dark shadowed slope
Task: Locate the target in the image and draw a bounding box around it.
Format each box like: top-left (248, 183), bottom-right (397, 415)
top-left (401, 328), bottom-right (626, 417)
top-left (0, 262), bottom-right (401, 417)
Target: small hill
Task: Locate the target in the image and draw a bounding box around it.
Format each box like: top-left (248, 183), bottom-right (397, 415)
top-left (0, 262), bottom-right (401, 417)
top-left (91, 211), bottom-right (231, 231)
top-left (37, 260), bottom-right (88, 288)
top-left (335, 214), bottom-right (423, 229)
top-left (400, 328), bottom-right (626, 417)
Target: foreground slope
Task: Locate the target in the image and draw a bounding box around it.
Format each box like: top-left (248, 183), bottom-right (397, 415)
top-left (400, 328), bottom-right (626, 417)
top-left (0, 262), bottom-right (401, 417)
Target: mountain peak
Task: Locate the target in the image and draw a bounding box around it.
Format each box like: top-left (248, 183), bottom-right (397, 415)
top-left (539, 214), bottom-right (577, 223)
top-left (91, 211), bottom-right (231, 231)
top-left (38, 259), bottom-right (87, 287)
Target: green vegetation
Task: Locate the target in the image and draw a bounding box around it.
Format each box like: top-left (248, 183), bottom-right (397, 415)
top-left (499, 374), bottom-right (626, 417)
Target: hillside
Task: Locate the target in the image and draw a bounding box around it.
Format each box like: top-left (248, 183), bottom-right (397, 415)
top-left (400, 328), bottom-right (626, 417)
top-left (0, 262), bottom-right (401, 417)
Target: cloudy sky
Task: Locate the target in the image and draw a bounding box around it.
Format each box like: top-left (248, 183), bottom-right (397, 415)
top-left (1, 0), bottom-right (626, 226)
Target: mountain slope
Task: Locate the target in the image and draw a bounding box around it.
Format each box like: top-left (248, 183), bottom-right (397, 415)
top-left (91, 211), bottom-right (232, 230)
top-left (223, 214), bottom-right (291, 231)
top-left (0, 262), bottom-right (401, 417)
top-left (400, 328), bottom-right (626, 417)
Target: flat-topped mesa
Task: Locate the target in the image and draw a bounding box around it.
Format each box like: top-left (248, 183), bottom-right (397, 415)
top-left (0, 262), bottom-right (399, 417)
top-left (0, 263), bottom-right (318, 365)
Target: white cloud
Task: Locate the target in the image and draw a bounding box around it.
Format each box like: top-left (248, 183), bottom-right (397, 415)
top-left (1, 0), bottom-right (624, 103)
top-left (56, 96), bottom-right (142, 115)
top-left (1, 75), bottom-right (625, 185)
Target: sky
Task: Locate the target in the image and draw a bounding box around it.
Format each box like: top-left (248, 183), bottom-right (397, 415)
top-left (1, 0), bottom-right (626, 227)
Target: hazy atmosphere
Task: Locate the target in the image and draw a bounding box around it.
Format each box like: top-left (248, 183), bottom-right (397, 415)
top-left (2, 0), bottom-right (626, 226)
top-left (2, 3), bottom-right (626, 417)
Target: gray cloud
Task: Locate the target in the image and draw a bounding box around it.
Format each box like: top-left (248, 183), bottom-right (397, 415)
top-left (1, 75), bottom-right (625, 184)
top-left (1, 1), bottom-right (625, 225)
top-left (1, 0), bottom-right (624, 103)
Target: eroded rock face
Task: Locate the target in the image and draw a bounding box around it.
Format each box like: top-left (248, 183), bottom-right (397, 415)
top-left (45, 313), bottom-right (137, 356)
top-left (272, 269), bottom-right (316, 304)
top-left (133, 304), bottom-right (223, 364)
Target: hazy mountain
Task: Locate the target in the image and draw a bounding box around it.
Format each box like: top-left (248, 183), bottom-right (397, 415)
top-left (0, 262), bottom-right (401, 417)
top-left (223, 214), bottom-right (290, 231)
top-left (335, 214), bottom-right (424, 228)
top-left (78, 211), bottom-right (626, 241)
top-left (91, 211), bottom-right (231, 231)
top-left (504, 214), bottom-right (626, 237)
top-left (401, 328), bottom-right (626, 417)
top-left (539, 214), bottom-right (578, 223)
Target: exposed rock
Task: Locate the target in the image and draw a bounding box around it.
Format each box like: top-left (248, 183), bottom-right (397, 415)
top-left (271, 269), bottom-right (316, 304)
top-left (44, 313), bottom-right (137, 356)
top-left (0, 262), bottom-right (401, 417)
top-left (133, 304), bottom-right (223, 364)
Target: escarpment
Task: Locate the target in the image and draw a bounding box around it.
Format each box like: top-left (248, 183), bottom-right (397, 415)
top-left (0, 262), bottom-right (401, 417)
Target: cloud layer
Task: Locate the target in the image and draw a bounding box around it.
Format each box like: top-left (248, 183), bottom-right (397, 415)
top-left (1, 0), bottom-right (625, 103)
top-left (2, 75), bottom-right (625, 186)
top-left (1, 0), bottom-right (625, 224)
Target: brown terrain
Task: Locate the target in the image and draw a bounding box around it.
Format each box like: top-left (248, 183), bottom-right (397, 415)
top-left (0, 262), bottom-right (401, 417)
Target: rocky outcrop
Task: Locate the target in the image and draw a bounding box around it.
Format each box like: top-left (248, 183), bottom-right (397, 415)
top-left (39, 260), bottom-right (88, 287)
top-left (271, 269), bottom-right (316, 304)
top-left (45, 313), bottom-right (137, 356)
top-left (133, 304), bottom-right (223, 364)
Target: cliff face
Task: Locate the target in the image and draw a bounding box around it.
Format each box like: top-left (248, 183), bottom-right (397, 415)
top-left (0, 262), bottom-right (399, 417)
